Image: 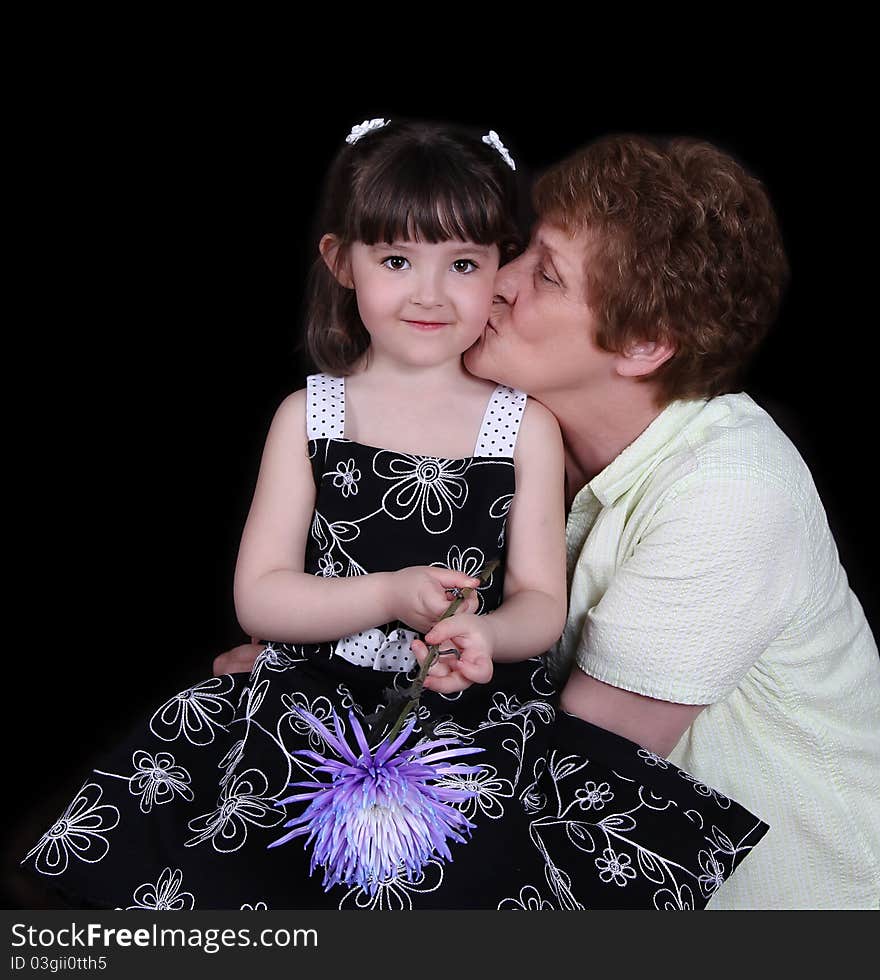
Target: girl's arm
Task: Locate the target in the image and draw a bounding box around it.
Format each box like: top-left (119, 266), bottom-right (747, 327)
top-left (483, 397), bottom-right (568, 659)
top-left (234, 389), bottom-right (392, 643)
top-left (234, 390), bottom-right (478, 644)
top-left (416, 398), bottom-right (568, 686)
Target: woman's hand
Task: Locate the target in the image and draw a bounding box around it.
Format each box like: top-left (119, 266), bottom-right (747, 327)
top-left (411, 613), bottom-right (496, 694)
top-left (387, 566), bottom-right (480, 635)
top-left (212, 642), bottom-right (265, 676)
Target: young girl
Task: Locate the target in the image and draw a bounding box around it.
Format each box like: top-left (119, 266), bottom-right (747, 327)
top-left (23, 119), bottom-right (767, 910)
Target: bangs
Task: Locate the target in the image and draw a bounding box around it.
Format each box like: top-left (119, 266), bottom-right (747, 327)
top-left (347, 152), bottom-right (511, 246)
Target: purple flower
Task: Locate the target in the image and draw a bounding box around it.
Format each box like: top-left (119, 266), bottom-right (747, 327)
top-left (269, 709), bottom-right (483, 895)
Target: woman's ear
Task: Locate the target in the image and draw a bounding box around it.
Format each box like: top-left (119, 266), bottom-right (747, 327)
top-left (614, 338), bottom-right (676, 379)
top-left (319, 234), bottom-right (353, 288)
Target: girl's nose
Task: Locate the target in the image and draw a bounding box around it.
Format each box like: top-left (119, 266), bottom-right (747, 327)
top-left (410, 271), bottom-right (443, 307)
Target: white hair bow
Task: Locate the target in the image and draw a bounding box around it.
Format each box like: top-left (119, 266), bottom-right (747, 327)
top-left (482, 130), bottom-right (516, 171)
top-left (345, 118), bottom-right (390, 145)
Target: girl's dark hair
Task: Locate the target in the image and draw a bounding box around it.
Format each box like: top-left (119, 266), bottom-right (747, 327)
top-left (304, 119), bottom-right (523, 375)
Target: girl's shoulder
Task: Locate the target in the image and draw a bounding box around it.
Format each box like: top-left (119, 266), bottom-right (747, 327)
top-left (263, 388), bottom-right (309, 448)
top-left (275, 386), bottom-right (308, 422)
top-left (513, 397), bottom-right (563, 464)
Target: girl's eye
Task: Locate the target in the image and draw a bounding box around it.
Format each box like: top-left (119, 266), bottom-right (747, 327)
top-left (452, 259), bottom-right (478, 274)
top-left (381, 256), bottom-right (410, 271)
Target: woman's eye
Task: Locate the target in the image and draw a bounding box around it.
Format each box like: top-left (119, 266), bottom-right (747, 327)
top-left (452, 259), bottom-right (478, 274)
top-left (381, 256), bottom-right (410, 271)
top-left (537, 266), bottom-right (557, 286)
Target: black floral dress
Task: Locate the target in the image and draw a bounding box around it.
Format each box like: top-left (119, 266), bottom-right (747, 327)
top-left (22, 374), bottom-right (768, 910)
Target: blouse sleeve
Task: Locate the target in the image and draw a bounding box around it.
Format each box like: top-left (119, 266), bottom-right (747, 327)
top-left (576, 473), bottom-right (811, 704)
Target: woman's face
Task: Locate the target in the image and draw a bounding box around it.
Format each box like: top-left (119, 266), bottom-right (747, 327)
top-left (464, 222), bottom-right (614, 397)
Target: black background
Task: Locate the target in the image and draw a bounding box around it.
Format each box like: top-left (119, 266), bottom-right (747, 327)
top-left (6, 70), bottom-right (875, 907)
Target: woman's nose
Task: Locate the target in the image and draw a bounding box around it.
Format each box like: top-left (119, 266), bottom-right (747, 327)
top-left (493, 257), bottom-right (521, 306)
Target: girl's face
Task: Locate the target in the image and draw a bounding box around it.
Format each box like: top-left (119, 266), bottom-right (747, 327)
top-left (344, 239), bottom-right (500, 370)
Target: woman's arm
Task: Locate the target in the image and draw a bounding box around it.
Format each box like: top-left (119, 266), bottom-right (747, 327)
top-left (560, 670), bottom-right (705, 757)
top-left (559, 474), bottom-right (808, 757)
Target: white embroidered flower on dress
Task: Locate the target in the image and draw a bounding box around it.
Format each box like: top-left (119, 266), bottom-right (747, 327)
top-left (637, 748), bottom-right (669, 769)
top-left (255, 643), bottom-right (304, 673)
top-left (150, 675), bottom-right (236, 746)
top-left (331, 458), bottom-right (361, 498)
top-left (282, 692), bottom-right (336, 751)
top-left (678, 770), bottom-right (732, 808)
top-left (595, 847), bottom-right (637, 887)
top-left (24, 782), bottom-right (120, 876)
top-left (128, 750), bottom-right (194, 813)
top-left (339, 859), bottom-right (444, 910)
top-left (126, 867), bottom-right (195, 910)
top-left (317, 553), bottom-right (343, 578)
top-left (428, 716), bottom-right (475, 745)
top-left (498, 885), bottom-right (553, 910)
top-left (487, 691), bottom-right (554, 726)
top-left (431, 545), bottom-right (492, 612)
top-left (373, 452), bottom-right (469, 535)
top-left (434, 764), bottom-right (513, 820)
top-left (185, 769), bottom-right (286, 853)
top-left (574, 780), bottom-right (614, 812)
top-left (697, 849), bottom-right (726, 897)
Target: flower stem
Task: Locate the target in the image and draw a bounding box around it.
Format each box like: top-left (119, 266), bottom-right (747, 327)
top-left (384, 559), bottom-right (499, 744)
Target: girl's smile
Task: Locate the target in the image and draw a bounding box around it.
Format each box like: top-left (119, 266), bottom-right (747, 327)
top-left (403, 319), bottom-right (452, 330)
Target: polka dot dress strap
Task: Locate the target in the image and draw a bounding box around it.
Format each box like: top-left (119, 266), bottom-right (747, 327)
top-left (473, 385), bottom-right (528, 458)
top-left (306, 373), bottom-right (346, 440)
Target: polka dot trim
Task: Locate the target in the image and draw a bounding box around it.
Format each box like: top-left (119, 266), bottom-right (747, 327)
top-left (306, 374), bottom-right (527, 459)
top-left (474, 385), bottom-right (528, 458)
top-left (306, 373), bottom-right (346, 440)
top-left (333, 628), bottom-right (418, 673)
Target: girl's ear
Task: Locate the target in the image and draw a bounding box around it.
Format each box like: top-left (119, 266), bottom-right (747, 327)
top-left (319, 234), bottom-right (353, 288)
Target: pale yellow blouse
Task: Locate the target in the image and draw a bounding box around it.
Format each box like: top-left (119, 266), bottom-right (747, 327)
top-left (549, 394), bottom-right (880, 909)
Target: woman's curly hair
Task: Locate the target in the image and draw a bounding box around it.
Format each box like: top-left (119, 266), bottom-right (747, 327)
top-left (533, 134), bottom-right (790, 404)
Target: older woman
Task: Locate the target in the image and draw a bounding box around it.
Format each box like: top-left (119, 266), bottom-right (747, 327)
top-left (216, 134), bottom-right (880, 909)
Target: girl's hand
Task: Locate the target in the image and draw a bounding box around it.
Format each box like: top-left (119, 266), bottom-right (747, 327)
top-left (388, 566), bottom-right (480, 635)
top-left (411, 613), bottom-right (496, 694)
